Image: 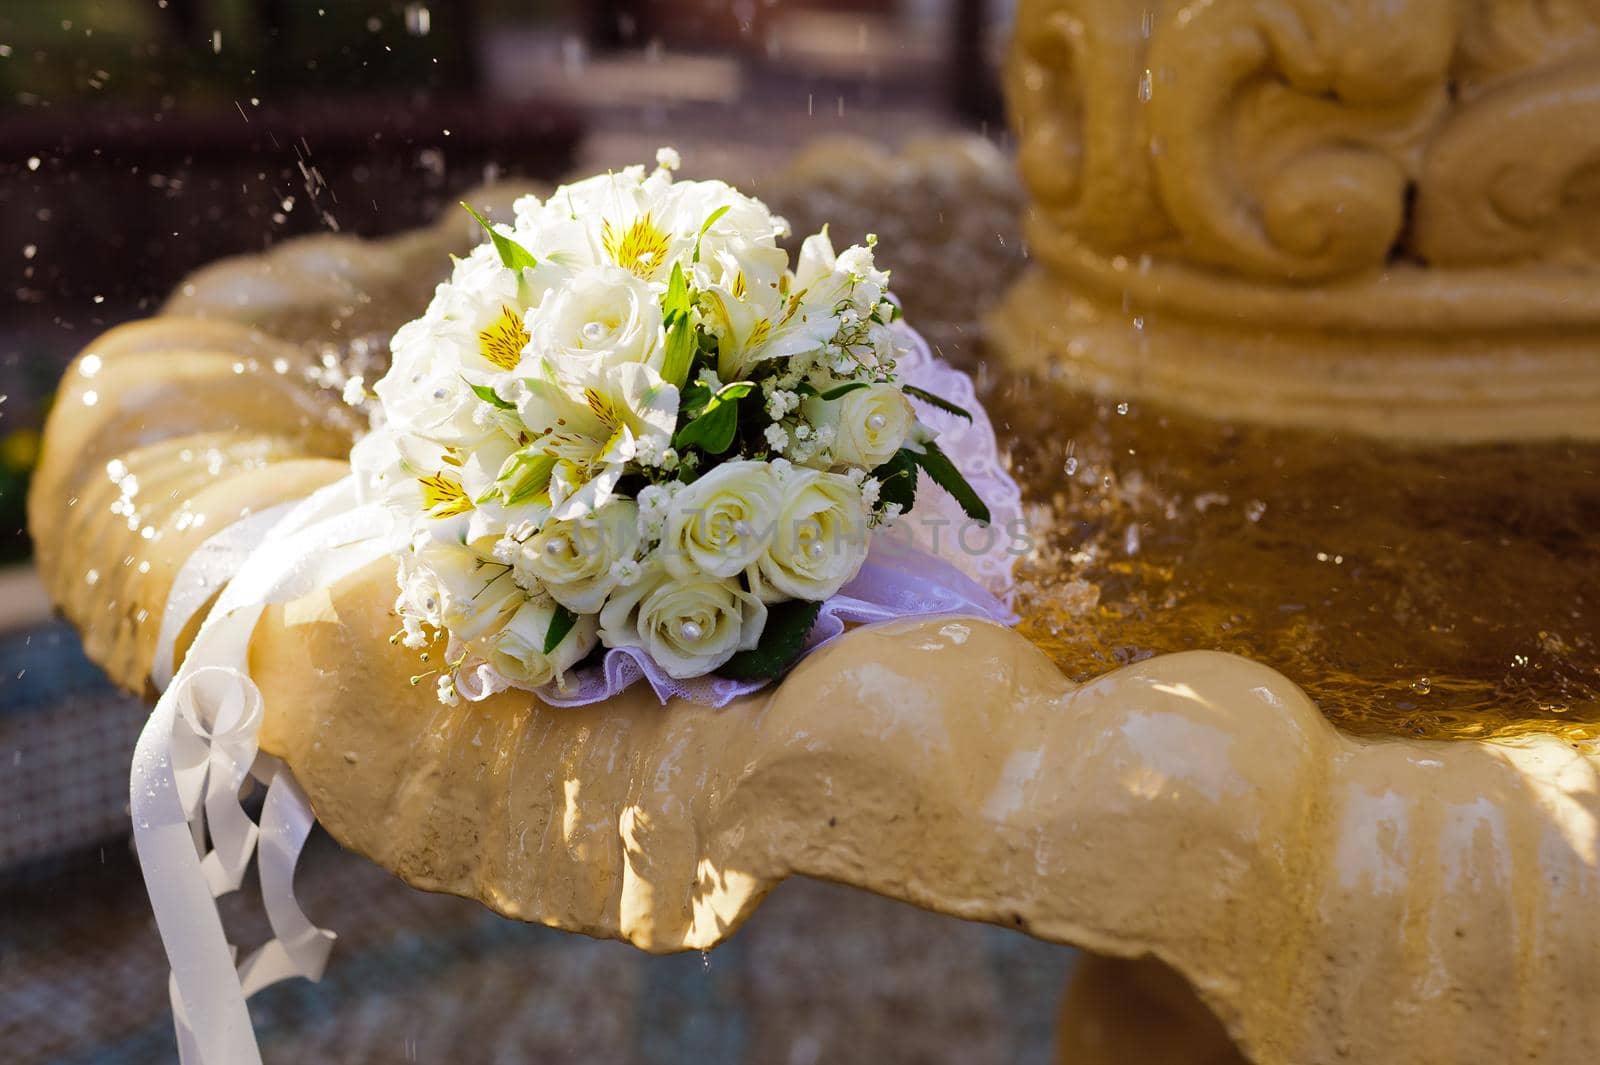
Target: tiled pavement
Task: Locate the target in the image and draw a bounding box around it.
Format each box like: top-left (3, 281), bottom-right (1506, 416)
top-left (3, 781), bottom-right (1074, 1065)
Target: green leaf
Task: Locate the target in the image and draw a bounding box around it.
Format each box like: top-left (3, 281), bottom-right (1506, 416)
top-left (693, 204), bottom-right (731, 263)
top-left (717, 599), bottom-right (823, 681)
top-left (662, 261), bottom-right (691, 321)
top-left (679, 382), bottom-right (713, 415)
top-left (909, 440), bottom-right (990, 524)
top-left (659, 263), bottom-right (697, 389)
top-left (902, 384), bottom-right (972, 422)
top-left (672, 381), bottom-right (754, 455)
top-left (544, 604), bottom-right (579, 655)
top-left (477, 447), bottom-right (557, 506)
top-left (462, 202), bottom-right (538, 272)
top-left (467, 379), bottom-right (517, 411)
top-left (872, 449), bottom-right (919, 514)
top-left (714, 381), bottom-right (757, 402)
top-left (818, 381), bottom-right (871, 401)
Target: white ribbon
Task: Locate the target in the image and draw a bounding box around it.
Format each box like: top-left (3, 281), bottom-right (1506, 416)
top-left (132, 475), bottom-right (397, 1064)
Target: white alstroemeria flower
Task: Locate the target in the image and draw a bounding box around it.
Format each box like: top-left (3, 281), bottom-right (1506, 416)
top-left (662, 460), bottom-right (781, 579)
top-left (705, 228), bottom-right (864, 381)
top-left (704, 283), bottom-right (840, 381)
top-left (416, 540), bottom-right (524, 644)
top-left (598, 559), bottom-right (767, 679)
top-left (514, 165), bottom-right (665, 277)
top-left (526, 264), bottom-right (664, 376)
top-left (476, 597), bottom-right (598, 689)
top-left (507, 360), bottom-right (680, 520)
top-left (672, 181), bottom-right (789, 286)
top-left (802, 383), bottom-right (915, 470)
top-left (750, 469), bottom-right (869, 602)
top-left (517, 498), bottom-right (641, 613)
top-left (792, 227), bottom-right (887, 314)
top-left (426, 242), bottom-right (537, 376)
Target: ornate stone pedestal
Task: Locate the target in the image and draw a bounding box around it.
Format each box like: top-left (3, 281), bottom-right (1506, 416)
top-left (24, 30), bottom-right (1600, 1056)
top-left (996, 0), bottom-right (1600, 441)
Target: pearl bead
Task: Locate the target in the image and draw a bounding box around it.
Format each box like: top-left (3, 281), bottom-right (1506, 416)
top-left (867, 413), bottom-right (888, 431)
top-left (733, 519), bottom-right (752, 537)
top-left (807, 541), bottom-right (826, 560)
top-left (678, 621), bottom-right (703, 642)
top-left (544, 537), bottom-right (568, 557)
top-left (581, 321), bottom-right (608, 343)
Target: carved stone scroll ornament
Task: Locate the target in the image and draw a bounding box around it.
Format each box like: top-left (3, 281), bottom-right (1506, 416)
top-left (995, 0), bottom-right (1600, 440)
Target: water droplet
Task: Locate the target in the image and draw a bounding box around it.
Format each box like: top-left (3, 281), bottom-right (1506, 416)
top-left (1410, 677), bottom-right (1431, 695)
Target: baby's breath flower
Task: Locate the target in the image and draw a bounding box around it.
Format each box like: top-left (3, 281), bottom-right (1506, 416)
top-left (764, 385), bottom-right (799, 420)
top-left (609, 557), bottom-right (643, 586)
top-left (860, 476), bottom-right (882, 508)
top-left (655, 146), bottom-right (681, 172)
top-left (341, 375), bottom-right (368, 406)
top-left (634, 434), bottom-right (664, 467)
top-left (400, 616), bottom-right (428, 649)
top-left (436, 674), bottom-right (460, 706)
top-left (492, 377), bottom-right (525, 405)
top-left (637, 483), bottom-right (673, 538)
top-left (763, 423), bottom-right (790, 453)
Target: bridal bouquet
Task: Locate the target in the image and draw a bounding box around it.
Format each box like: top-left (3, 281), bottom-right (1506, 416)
top-left (352, 149), bottom-right (991, 705)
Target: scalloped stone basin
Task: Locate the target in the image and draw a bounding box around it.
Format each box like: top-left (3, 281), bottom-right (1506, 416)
top-left (27, 142), bottom-right (1600, 1064)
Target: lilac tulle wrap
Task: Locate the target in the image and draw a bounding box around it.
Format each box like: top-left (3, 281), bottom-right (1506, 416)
top-left (506, 319), bottom-right (1025, 709)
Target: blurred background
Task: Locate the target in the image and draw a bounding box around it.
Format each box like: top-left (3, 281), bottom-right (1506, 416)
top-left (0, 3), bottom-right (1074, 1064)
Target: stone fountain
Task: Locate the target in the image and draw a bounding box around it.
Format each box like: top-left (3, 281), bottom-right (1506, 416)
top-left (26, 3), bottom-right (1600, 1063)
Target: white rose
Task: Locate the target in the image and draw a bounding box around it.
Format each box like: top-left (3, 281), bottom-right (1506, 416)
top-left (752, 470), bottom-right (870, 601)
top-left (478, 598), bottom-right (598, 688)
top-left (802, 383), bottom-right (914, 470)
top-left (663, 460), bottom-right (780, 580)
top-left (377, 321), bottom-right (500, 447)
top-left (419, 541), bottom-right (524, 643)
top-left (396, 562), bottom-right (445, 627)
top-left (517, 499), bottom-right (641, 613)
top-left (527, 264), bottom-right (663, 376)
top-left (598, 561), bottom-right (767, 679)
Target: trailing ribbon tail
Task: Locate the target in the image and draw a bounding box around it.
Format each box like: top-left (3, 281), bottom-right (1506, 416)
top-left (130, 475), bottom-right (400, 1064)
